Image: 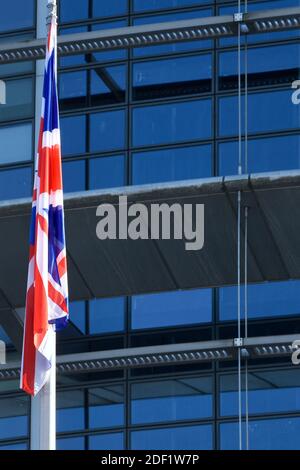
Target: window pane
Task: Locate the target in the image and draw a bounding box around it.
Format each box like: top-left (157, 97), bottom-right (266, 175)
top-left (69, 301), bottom-right (86, 334)
top-left (131, 289), bottom-right (212, 330)
top-left (219, 280), bottom-right (300, 321)
top-left (221, 417), bottom-right (300, 450)
top-left (93, 0), bottom-right (128, 18)
top-left (0, 123), bottom-right (32, 164)
top-left (219, 90), bottom-right (300, 137)
top-left (91, 65), bottom-right (126, 106)
top-left (89, 432), bottom-right (124, 450)
top-left (57, 437), bottom-right (85, 450)
top-left (60, 0), bottom-right (88, 23)
top-left (0, 33), bottom-right (34, 77)
top-left (57, 390), bottom-right (85, 432)
top-left (0, 443), bottom-right (27, 450)
top-left (0, 167), bottom-right (32, 201)
top-left (131, 376), bottom-right (212, 424)
top-left (89, 385), bottom-right (124, 429)
top-left (0, 395), bottom-right (28, 439)
top-left (133, 0), bottom-right (211, 12)
top-left (133, 99), bottom-right (211, 147)
top-left (61, 115), bottom-right (86, 156)
top-left (133, 54), bottom-right (212, 101)
top-left (0, 0), bottom-right (34, 33)
top-left (62, 160), bottom-right (86, 193)
top-left (132, 145), bottom-right (212, 185)
top-left (218, 135), bottom-right (300, 176)
top-left (131, 424), bottom-right (212, 450)
top-left (59, 26), bottom-right (88, 67)
top-left (89, 297), bottom-right (125, 334)
top-left (89, 155), bottom-right (125, 190)
top-left (133, 9), bottom-right (212, 57)
top-left (90, 110), bottom-right (126, 153)
top-left (59, 71), bottom-right (87, 111)
top-left (219, 44), bottom-right (300, 91)
top-left (220, 369), bottom-right (300, 417)
top-left (0, 78), bottom-right (33, 121)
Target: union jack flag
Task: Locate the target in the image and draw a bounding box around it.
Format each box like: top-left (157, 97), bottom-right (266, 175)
top-left (21, 16), bottom-right (69, 396)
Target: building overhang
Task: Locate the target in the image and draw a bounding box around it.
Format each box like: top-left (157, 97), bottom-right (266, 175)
top-left (0, 170), bottom-right (300, 314)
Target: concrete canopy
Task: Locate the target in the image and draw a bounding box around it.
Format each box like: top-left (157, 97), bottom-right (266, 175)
top-left (0, 170), bottom-right (299, 313)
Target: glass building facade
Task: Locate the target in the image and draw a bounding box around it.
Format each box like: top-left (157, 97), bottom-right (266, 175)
top-left (0, 0), bottom-right (300, 450)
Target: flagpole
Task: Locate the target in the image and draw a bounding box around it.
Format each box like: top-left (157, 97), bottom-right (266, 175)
top-left (30, 0), bottom-right (58, 451)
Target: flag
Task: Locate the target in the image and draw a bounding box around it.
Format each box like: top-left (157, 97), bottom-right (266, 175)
top-left (20, 16), bottom-right (69, 396)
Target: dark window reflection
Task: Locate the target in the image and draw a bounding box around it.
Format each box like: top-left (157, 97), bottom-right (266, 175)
top-left (57, 390), bottom-right (85, 432)
top-left (221, 417), bottom-right (300, 450)
top-left (0, 0), bottom-right (34, 33)
top-left (57, 437), bottom-right (85, 450)
top-left (131, 289), bottom-right (212, 329)
top-left (59, 71), bottom-right (88, 110)
top-left (0, 167), bottom-right (32, 200)
top-left (219, 280), bottom-right (300, 321)
top-left (133, 0), bottom-right (211, 13)
top-left (133, 99), bottom-right (212, 147)
top-left (218, 135), bottom-right (300, 176)
top-left (219, 44), bottom-right (300, 91)
top-left (89, 297), bottom-right (125, 334)
top-left (91, 65), bottom-right (126, 106)
top-left (133, 55), bottom-right (212, 101)
top-left (131, 376), bottom-right (212, 424)
top-left (62, 160), bottom-right (86, 192)
top-left (89, 385), bottom-right (124, 429)
top-left (0, 396), bottom-right (29, 439)
top-left (89, 155), bottom-right (125, 190)
top-left (220, 369), bottom-right (300, 417)
top-left (131, 424), bottom-right (213, 450)
top-left (132, 145), bottom-right (211, 185)
top-left (90, 110), bottom-right (126, 152)
top-left (61, 115), bottom-right (86, 156)
top-left (89, 432), bottom-right (124, 450)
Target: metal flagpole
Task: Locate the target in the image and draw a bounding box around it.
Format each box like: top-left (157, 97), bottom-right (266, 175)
top-left (30, 0), bottom-right (58, 451)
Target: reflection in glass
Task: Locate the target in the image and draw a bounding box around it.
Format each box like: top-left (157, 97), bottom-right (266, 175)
top-left (0, 123), bottom-right (32, 164)
top-left (57, 390), bottom-right (85, 433)
top-left (89, 432), bottom-right (124, 450)
top-left (89, 385), bottom-right (124, 429)
top-left (0, 167), bottom-right (32, 201)
top-left (89, 155), bottom-right (126, 190)
top-left (90, 110), bottom-right (126, 152)
top-left (131, 376), bottom-right (212, 424)
top-left (0, 395), bottom-right (28, 440)
top-left (89, 297), bottom-right (125, 334)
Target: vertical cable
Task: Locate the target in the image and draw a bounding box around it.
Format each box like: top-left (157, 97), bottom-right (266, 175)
top-left (237, 0), bottom-right (243, 451)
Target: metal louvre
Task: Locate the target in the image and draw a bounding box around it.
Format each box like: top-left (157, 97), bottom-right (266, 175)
top-left (0, 334), bottom-right (298, 380)
top-left (0, 7), bottom-right (299, 64)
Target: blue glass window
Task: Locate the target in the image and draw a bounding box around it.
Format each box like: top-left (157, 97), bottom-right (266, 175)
top-left (0, 167), bottom-right (32, 201)
top-left (220, 369), bottom-right (300, 418)
top-left (219, 280), bottom-right (300, 321)
top-left (219, 44), bottom-right (300, 91)
top-left (91, 65), bottom-right (126, 106)
top-left (62, 160), bottom-right (86, 193)
top-left (89, 297), bottom-right (125, 334)
top-left (90, 110), bottom-right (126, 153)
top-left (93, 0), bottom-right (128, 18)
top-left (221, 417), bottom-right (300, 450)
top-left (131, 376), bottom-right (212, 425)
top-left (131, 289), bottom-right (212, 330)
top-left (0, 33), bottom-right (34, 77)
top-left (57, 437), bottom-right (85, 450)
top-left (89, 385), bottom-right (124, 429)
top-left (57, 390), bottom-right (85, 433)
top-left (133, 99), bottom-right (211, 147)
top-left (132, 145), bottom-right (212, 185)
top-left (0, 78), bottom-right (34, 122)
top-left (133, 54), bottom-right (212, 100)
top-left (89, 433), bottom-right (124, 450)
top-left (0, 443), bottom-right (27, 450)
top-left (131, 424), bottom-right (213, 450)
top-left (219, 90), bottom-right (300, 137)
top-left (89, 155), bottom-right (126, 190)
top-left (59, 71), bottom-right (87, 110)
top-left (133, 0), bottom-right (212, 12)
top-left (69, 301), bottom-right (86, 334)
top-left (0, 396), bottom-right (28, 439)
top-left (133, 9), bottom-right (212, 57)
top-left (0, 0), bottom-right (34, 33)
top-left (218, 135), bottom-right (300, 176)
top-left (0, 123), bottom-right (32, 165)
top-left (61, 115), bottom-right (86, 156)
top-left (60, 0), bottom-right (89, 23)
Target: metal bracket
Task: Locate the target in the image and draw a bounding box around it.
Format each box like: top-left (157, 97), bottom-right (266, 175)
top-left (234, 337), bottom-right (244, 347)
top-left (234, 12), bottom-right (244, 22)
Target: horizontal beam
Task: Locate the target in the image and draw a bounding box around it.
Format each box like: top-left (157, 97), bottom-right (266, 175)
top-left (0, 7), bottom-right (299, 64)
top-left (0, 334), bottom-right (298, 380)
